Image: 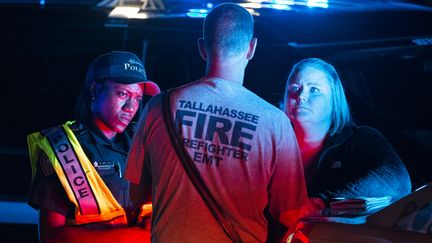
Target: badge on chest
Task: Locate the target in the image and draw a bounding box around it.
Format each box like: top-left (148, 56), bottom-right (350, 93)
top-left (93, 161), bottom-right (122, 177)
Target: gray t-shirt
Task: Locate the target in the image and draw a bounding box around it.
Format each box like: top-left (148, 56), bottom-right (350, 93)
top-left (125, 77), bottom-right (307, 242)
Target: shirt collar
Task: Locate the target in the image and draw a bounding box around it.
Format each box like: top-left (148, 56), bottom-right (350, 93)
top-left (323, 124), bottom-right (355, 149)
top-left (80, 118), bottom-right (132, 155)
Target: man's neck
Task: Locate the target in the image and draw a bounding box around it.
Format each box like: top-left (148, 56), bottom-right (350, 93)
top-left (205, 57), bottom-right (246, 85)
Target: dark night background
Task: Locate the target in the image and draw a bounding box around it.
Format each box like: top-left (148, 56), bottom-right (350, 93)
top-left (0, 0), bottom-right (432, 242)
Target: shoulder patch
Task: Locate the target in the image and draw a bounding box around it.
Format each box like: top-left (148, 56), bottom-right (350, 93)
top-left (39, 153), bottom-right (55, 176)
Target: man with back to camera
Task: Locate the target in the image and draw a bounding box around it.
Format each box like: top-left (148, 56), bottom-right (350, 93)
top-left (125, 3), bottom-right (308, 242)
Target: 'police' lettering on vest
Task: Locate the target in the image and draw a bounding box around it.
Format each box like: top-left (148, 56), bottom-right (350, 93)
top-left (47, 127), bottom-right (99, 215)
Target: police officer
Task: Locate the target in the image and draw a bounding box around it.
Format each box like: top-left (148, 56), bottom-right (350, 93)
top-left (27, 51), bottom-right (160, 243)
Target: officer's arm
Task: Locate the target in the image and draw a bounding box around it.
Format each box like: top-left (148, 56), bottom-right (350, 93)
top-left (39, 208), bottom-right (150, 243)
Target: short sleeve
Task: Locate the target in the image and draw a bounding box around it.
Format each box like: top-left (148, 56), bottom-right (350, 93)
top-left (28, 152), bottom-right (70, 216)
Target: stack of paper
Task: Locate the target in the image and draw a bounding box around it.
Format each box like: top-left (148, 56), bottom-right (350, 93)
top-left (322, 196), bottom-right (392, 216)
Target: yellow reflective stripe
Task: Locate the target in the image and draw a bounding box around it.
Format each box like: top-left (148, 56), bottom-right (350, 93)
top-left (28, 130), bottom-right (81, 216)
top-left (27, 132), bottom-right (41, 181)
top-left (47, 126), bottom-right (100, 216)
top-left (27, 122), bottom-right (127, 225)
top-left (61, 124), bottom-right (127, 224)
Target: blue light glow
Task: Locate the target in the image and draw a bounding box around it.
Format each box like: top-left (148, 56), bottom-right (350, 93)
top-left (307, 0), bottom-right (329, 8)
top-left (270, 4), bottom-right (290, 10)
top-left (272, 0), bottom-right (294, 5)
top-left (40, 0), bottom-right (45, 6)
top-left (0, 201), bottom-right (38, 224)
top-left (207, 3), bottom-right (214, 9)
top-left (186, 12), bottom-right (208, 18)
top-left (188, 9), bottom-right (209, 14)
top-left (187, 8), bottom-right (209, 18)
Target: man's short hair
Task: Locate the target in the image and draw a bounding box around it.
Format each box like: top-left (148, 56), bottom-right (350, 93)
top-left (203, 3), bottom-right (254, 57)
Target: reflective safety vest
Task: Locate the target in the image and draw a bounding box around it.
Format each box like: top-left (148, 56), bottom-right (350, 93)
top-left (28, 121), bottom-right (129, 225)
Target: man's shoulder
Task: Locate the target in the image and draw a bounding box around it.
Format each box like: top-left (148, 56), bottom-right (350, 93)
top-left (171, 78), bottom-right (206, 93)
top-left (174, 78), bottom-right (285, 115)
top-left (140, 92), bottom-right (164, 117)
top-left (244, 94), bottom-right (288, 121)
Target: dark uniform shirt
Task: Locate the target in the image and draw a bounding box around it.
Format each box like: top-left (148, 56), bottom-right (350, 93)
top-left (305, 124), bottom-right (412, 201)
top-left (28, 119), bottom-right (137, 226)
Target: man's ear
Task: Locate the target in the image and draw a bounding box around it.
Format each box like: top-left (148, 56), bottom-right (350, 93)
top-left (246, 37), bottom-right (257, 60)
top-left (198, 38), bottom-right (207, 61)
